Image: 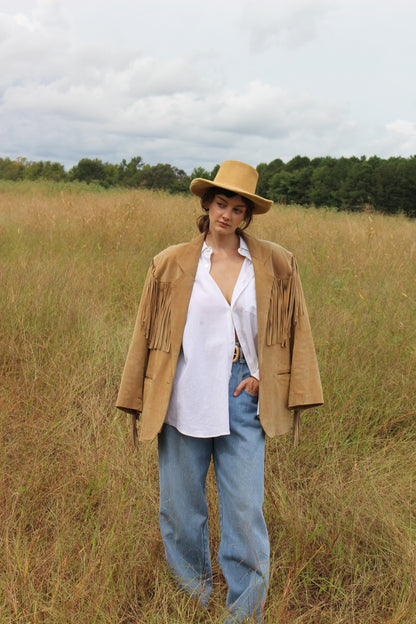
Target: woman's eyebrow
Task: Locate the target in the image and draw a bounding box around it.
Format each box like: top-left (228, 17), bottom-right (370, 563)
top-left (217, 194), bottom-right (246, 208)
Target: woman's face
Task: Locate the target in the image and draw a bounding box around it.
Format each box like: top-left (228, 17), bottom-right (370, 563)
top-left (207, 193), bottom-right (247, 237)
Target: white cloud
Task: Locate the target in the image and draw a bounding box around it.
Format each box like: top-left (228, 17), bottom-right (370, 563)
top-left (241, 0), bottom-right (335, 51)
top-left (0, 22), bottom-right (71, 98)
top-left (386, 120), bottom-right (416, 138)
top-left (382, 120), bottom-right (416, 156)
top-left (1, 0), bottom-right (416, 170)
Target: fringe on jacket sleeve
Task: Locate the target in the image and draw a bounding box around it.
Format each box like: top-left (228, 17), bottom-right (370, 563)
top-left (265, 256), bottom-right (305, 348)
top-left (139, 261), bottom-right (171, 352)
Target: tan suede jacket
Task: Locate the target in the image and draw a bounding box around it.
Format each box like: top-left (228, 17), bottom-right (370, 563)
top-left (116, 232), bottom-right (323, 443)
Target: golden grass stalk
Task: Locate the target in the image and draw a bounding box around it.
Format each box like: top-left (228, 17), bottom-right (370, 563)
top-left (1, 181), bottom-right (416, 623)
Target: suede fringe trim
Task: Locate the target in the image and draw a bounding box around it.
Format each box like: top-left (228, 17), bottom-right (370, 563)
top-left (266, 258), bottom-right (305, 347)
top-left (140, 265), bottom-right (171, 352)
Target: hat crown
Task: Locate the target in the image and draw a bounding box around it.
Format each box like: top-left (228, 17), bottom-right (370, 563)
top-left (213, 160), bottom-right (259, 196)
top-left (189, 159), bottom-right (272, 214)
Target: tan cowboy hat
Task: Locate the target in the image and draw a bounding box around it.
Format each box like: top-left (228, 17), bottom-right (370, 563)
top-left (190, 160), bottom-right (273, 214)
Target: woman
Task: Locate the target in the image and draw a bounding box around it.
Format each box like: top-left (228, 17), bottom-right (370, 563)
top-left (117, 160), bottom-right (323, 622)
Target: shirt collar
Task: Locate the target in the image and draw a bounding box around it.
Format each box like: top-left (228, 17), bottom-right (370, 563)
top-left (238, 236), bottom-right (252, 261)
top-left (202, 236), bottom-right (252, 261)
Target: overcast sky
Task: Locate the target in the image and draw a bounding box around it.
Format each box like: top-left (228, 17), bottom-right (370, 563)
top-left (1, 0), bottom-right (415, 173)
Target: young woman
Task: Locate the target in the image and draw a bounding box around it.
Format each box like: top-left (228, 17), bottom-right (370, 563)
top-left (117, 160), bottom-right (323, 622)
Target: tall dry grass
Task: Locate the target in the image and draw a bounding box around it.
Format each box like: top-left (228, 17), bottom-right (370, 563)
top-left (1, 180), bottom-right (415, 623)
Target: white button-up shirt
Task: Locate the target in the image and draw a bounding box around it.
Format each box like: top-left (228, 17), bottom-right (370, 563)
top-left (164, 237), bottom-right (259, 437)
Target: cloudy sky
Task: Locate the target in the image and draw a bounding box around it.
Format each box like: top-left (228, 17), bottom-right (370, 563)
top-left (1, 0), bottom-right (415, 173)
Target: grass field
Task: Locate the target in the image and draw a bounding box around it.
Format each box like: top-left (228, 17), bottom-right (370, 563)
top-left (1, 181), bottom-right (416, 623)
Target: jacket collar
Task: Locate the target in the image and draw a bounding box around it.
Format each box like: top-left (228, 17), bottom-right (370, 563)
top-left (176, 232), bottom-right (275, 276)
top-left (242, 233), bottom-right (274, 273)
top-left (176, 233), bottom-right (205, 276)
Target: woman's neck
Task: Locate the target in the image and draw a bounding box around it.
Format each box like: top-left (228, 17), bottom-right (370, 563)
top-left (205, 230), bottom-right (240, 252)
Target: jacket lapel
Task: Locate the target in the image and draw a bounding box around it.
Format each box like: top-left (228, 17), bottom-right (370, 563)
top-left (170, 234), bottom-right (205, 359)
top-left (244, 234), bottom-right (275, 352)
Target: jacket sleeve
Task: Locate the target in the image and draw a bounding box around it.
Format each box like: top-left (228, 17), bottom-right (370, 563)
top-left (287, 261), bottom-right (323, 411)
top-left (115, 263), bottom-right (153, 415)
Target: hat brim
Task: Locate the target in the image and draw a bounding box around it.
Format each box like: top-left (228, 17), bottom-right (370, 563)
top-left (189, 178), bottom-right (273, 215)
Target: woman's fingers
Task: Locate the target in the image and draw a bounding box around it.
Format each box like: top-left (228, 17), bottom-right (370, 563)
top-left (233, 376), bottom-right (259, 397)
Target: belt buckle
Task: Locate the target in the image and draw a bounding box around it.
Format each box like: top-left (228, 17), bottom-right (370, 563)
top-left (232, 344), bottom-right (240, 363)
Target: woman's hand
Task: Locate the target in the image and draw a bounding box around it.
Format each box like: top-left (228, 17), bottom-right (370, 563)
top-left (233, 376), bottom-right (259, 397)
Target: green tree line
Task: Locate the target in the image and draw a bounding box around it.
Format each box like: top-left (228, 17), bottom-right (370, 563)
top-left (1, 154), bottom-right (415, 217)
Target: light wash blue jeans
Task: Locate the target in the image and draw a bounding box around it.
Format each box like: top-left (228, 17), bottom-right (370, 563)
top-left (158, 355), bottom-right (269, 623)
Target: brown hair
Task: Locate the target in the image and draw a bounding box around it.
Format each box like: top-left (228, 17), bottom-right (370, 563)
top-left (196, 187), bottom-right (254, 234)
